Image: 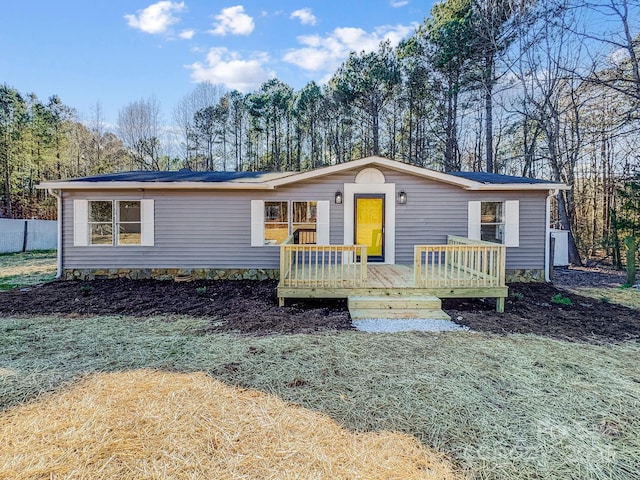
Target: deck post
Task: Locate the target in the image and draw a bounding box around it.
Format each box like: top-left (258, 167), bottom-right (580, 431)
top-left (279, 297), bottom-right (285, 307)
top-left (496, 297), bottom-right (505, 313)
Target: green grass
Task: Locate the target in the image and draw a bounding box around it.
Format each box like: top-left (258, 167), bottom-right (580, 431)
top-left (0, 250), bottom-right (57, 291)
top-left (1, 314), bottom-right (639, 479)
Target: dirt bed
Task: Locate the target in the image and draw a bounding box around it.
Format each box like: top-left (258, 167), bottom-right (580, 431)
top-left (0, 270), bottom-right (638, 343)
top-left (443, 282), bottom-right (639, 343)
top-left (0, 279), bottom-right (351, 335)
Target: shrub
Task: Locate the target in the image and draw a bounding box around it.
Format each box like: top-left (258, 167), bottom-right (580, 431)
top-left (79, 284), bottom-right (93, 297)
top-left (551, 293), bottom-right (572, 306)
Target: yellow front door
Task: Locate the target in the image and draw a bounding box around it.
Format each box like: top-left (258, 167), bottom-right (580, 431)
top-left (355, 195), bottom-right (384, 261)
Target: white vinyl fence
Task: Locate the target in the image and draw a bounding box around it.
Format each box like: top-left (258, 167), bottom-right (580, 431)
top-left (0, 219), bottom-right (57, 254)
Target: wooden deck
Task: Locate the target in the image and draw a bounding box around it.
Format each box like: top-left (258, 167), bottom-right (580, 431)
top-left (277, 236), bottom-right (508, 312)
top-left (278, 263), bottom-right (508, 304)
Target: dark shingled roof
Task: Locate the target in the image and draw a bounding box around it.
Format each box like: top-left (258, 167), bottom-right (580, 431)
top-left (61, 167), bottom-right (556, 186)
top-left (448, 171), bottom-right (555, 184)
top-left (66, 170), bottom-right (291, 183)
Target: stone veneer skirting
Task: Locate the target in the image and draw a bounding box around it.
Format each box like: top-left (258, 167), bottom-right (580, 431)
top-left (505, 269), bottom-right (545, 283)
top-left (64, 268), bottom-right (280, 281)
top-left (65, 267), bottom-right (546, 283)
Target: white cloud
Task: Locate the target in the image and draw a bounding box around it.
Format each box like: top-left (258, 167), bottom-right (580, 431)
top-left (179, 29), bottom-right (195, 39)
top-left (608, 47), bottom-right (628, 66)
top-left (187, 48), bottom-right (274, 91)
top-left (290, 8), bottom-right (317, 26)
top-left (283, 23), bottom-right (417, 73)
top-left (124, 1), bottom-right (185, 34)
top-left (375, 23), bottom-right (417, 46)
top-left (390, 0), bottom-right (409, 7)
top-left (209, 5), bottom-right (255, 36)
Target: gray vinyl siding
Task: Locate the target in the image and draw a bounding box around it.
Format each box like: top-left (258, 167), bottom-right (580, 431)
top-left (61, 167), bottom-right (548, 271)
top-left (61, 172), bottom-right (353, 270)
top-left (348, 167), bottom-right (547, 269)
top-left (382, 169), bottom-right (547, 269)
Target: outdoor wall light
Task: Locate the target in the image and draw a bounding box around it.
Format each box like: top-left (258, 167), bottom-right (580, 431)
top-left (335, 191), bottom-right (343, 204)
top-left (398, 191), bottom-right (408, 205)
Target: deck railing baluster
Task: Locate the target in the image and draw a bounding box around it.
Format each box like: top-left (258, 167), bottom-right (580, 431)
top-left (412, 237), bottom-right (505, 288)
top-left (279, 244), bottom-right (368, 288)
top-left (282, 237), bottom-right (504, 290)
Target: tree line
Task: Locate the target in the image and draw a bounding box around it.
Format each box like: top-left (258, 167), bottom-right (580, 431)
top-left (1, 0), bottom-right (639, 269)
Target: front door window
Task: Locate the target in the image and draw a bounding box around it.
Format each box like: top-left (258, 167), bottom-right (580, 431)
top-left (355, 195), bottom-right (384, 261)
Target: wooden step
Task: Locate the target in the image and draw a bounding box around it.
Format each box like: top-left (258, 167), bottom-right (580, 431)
top-left (348, 307), bottom-right (451, 320)
top-left (348, 295), bottom-right (450, 321)
top-left (348, 295), bottom-right (442, 310)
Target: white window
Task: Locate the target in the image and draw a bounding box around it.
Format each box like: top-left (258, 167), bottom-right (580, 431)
top-left (292, 201), bottom-right (317, 244)
top-left (480, 201), bottom-right (504, 243)
top-left (74, 199), bottom-right (154, 247)
top-left (468, 200), bottom-right (519, 247)
top-left (264, 201), bottom-right (289, 245)
top-left (88, 201), bottom-right (114, 245)
top-left (251, 200), bottom-right (329, 246)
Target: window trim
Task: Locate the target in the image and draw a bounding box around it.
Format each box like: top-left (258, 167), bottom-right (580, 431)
top-left (480, 201), bottom-right (505, 244)
top-left (88, 200), bottom-right (116, 246)
top-left (73, 199), bottom-right (154, 247)
top-left (292, 201), bottom-right (318, 245)
top-left (468, 200), bottom-right (519, 247)
top-left (251, 200), bottom-right (329, 247)
top-left (116, 200), bottom-right (144, 246)
top-left (264, 201), bottom-right (290, 246)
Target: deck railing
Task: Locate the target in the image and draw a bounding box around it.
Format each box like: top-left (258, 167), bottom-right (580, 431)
top-left (279, 244), bottom-right (368, 288)
top-left (293, 228), bottom-right (317, 245)
top-left (414, 235), bottom-right (506, 288)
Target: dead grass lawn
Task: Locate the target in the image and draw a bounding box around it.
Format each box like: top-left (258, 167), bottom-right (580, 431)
top-left (561, 285), bottom-right (640, 310)
top-left (0, 369), bottom-right (458, 479)
top-left (1, 315), bottom-right (639, 479)
top-left (0, 250), bottom-right (56, 291)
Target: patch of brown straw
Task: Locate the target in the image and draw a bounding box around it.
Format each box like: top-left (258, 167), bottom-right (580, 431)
top-left (0, 369), bottom-right (461, 479)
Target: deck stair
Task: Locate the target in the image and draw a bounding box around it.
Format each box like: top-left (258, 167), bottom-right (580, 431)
top-left (347, 295), bottom-right (451, 320)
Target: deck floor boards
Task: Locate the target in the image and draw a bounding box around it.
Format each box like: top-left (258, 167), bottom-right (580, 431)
top-left (367, 264), bottom-right (413, 288)
top-left (284, 264), bottom-right (489, 287)
top-left (282, 263), bottom-right (499, 289)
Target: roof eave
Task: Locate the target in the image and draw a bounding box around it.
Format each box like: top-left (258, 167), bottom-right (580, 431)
top-left (37, 156), bottom-right (571, 192)
top-left (37, 181), bottom-right (276, 190)
top-left (465, 183), bottom-right (571, 191)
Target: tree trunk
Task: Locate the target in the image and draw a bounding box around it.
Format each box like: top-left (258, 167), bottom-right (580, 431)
top-left (371, 100), bottom-right (380, 156)
top-left (2, 137), bottom-right (12, 217)
top-left (407, 92), bottom-right (414, 163)
top-left (310, 117), bottom-right (316, 168)
top-left (624, 236), bottom-right (637, 285)
top-left (619, 0), bottom-right (640, 100)
top-left (610, 207), bottom-right (622, 269)
top-left (295, 126), bottom-right (302, 171)
top-left (556, 190), bottom-right (582, 266)
top-left (484, 52), bottom-right (494, 173)
top-left (445, 92), bottom-right (455, 171)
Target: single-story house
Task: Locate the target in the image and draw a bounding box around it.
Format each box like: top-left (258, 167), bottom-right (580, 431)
top-left (39, 156), bottom-right (568, 315)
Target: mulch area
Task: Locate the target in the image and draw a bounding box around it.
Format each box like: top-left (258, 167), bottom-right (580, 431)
top-left (0, 269), bottom-right (638, 343)
top-left (0, 279), bottom-right (350, 336)
top-left (443, 282), bottom-right (639, 344)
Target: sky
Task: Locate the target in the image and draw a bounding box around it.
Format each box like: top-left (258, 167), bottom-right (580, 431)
top-left (1, 1), bottom-right (435, 125)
